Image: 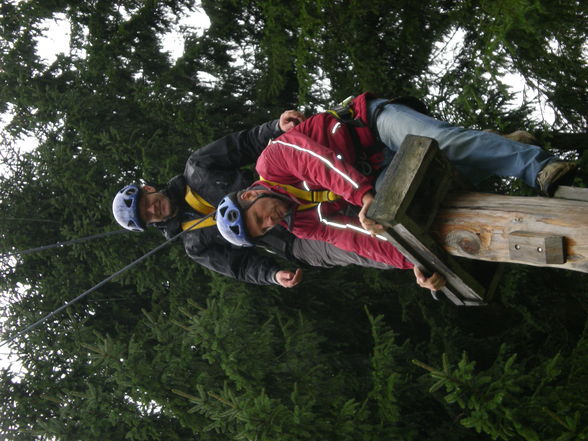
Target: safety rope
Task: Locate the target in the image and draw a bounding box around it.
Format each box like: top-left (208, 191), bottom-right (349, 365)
top-left (0, 211), bottom-right (216, 347)
top-left (0, 217), bottom-right (60, 224)
top-left (1, 230), bottom-right (128, 259)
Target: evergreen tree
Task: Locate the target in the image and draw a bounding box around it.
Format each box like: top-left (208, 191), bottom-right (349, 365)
top-left (1, 0), bottom-right (587, 439)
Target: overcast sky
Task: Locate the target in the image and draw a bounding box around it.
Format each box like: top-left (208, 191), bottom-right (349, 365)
top-left (1, 6), bottom-right (211, 153)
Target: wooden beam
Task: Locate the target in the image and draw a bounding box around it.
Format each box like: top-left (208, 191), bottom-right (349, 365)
top-left (553, 185), bottom-right (588, 202)
top-left (368, 135), bottom-right (588, 303)
top-left (432, 192), bottom-right (588, 273)
top-left (379, 224), bottom-right (487, 306)
top-left (368, 135), bottom-right (487, 306)
top-left (370, 135), bottom-right (458, 232)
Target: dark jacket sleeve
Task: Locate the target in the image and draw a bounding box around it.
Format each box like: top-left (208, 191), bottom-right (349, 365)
top-left (183, 119), bottom-right (284, 204)
top-left (178, 119), bottom-right (290, 285)
top-left (185, 119), bottom-right (282, 174)
top-left (182, 230), bottom-right (281, 285)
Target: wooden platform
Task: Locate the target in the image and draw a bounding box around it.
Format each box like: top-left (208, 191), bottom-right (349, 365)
top-left (367, 135), bottom-right (587, 306)
top-left (367, 135), bottom-right (487, 306)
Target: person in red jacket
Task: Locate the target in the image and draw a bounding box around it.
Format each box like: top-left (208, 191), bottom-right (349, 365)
top-left (113, 109), bottom-right (392, 288)
top-left (216, 93), bottom-right (575, 290)
top-left (215, 110), bottom-right (444, 288)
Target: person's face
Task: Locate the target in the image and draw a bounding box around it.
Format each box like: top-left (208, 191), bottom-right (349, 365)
top-left (241, 190), bottom-right (291, 238)
top-left (138, 185), bottom-right (174, 224)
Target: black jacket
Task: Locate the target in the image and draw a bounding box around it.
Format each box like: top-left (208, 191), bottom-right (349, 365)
top-left (157, 119), bottom-right (300, 285)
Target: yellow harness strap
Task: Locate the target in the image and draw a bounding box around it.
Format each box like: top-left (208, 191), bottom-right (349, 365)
top-left (181, 186), bottom-right (217, 231)
top-left (258, 177), bottom-right (340, 207)
top-left (326, 107), bottom-right (355, 121)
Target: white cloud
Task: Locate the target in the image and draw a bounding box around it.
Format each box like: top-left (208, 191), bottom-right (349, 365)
top-left (428, 27), bottom-right (556, 124)
top-left (36, 13), bottom-right (71, 65)
top-left (159, 6), bottom-right (210, 62)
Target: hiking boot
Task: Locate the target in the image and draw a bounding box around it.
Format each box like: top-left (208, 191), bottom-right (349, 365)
top-left (536, 161), bottom-right (578, 196)
top-left (504, 130), bottom-right (538, 145)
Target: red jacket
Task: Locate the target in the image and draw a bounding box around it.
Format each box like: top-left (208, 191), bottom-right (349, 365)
top-left (254, 93), bottom-right (413, 270)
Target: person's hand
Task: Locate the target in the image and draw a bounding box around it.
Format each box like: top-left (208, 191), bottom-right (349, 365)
top-left (413, 267), bottom-right (446, 291)
top-left (275, 268), bottom-right (303, 288)
top-left (279, 110), bottom-right (306, 132)
top-left (358, 192), bottom-right (384, 236)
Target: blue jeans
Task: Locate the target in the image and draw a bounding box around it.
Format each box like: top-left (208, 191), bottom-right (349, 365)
top-left (368, 98), bottom-right (554, 191)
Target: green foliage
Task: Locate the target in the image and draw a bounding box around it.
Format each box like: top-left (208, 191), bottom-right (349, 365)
top-left (431, 0), bottom-right (588, 132)
top-left (415, 338), bottom-right (588, 441)
top-left (1, 0), bottom-right (587, 440)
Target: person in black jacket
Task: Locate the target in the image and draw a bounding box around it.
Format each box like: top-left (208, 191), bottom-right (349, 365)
top-left (112, 111), bottom-right (390, 287)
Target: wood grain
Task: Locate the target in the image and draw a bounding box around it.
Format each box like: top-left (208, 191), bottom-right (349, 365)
top-left (433, 192), bottom-right (588, 272)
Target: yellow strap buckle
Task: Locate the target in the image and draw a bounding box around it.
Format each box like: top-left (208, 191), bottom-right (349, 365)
top-left (259, 177), bottom-right (340, 204)
top-left (182, 186), bottom-right (216, 231)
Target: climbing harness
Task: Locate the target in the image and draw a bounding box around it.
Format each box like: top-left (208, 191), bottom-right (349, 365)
top-left (181, 186), bottom-right (216, 230)
top-left (1, 230), bottom-right (128, 259)
top-left (326, 96), bottom-right (384, 178)
top-left (258, 177), bottom-right (341, 211)
top-left (326, 95), bottom-right (430, 178)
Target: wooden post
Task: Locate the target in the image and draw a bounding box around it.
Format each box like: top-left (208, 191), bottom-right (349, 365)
top-left (368, 135), bottom-right (487, 306)
top-left (368, 134), bottom-right (588, 306)
top-left (433, 191), bottom-right (588, 273)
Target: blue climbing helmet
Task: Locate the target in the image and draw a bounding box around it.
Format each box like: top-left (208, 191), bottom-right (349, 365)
top-left (112, 184), bottom-right (145, 232)
top-left (216, 192), bottom-right (254, 247)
